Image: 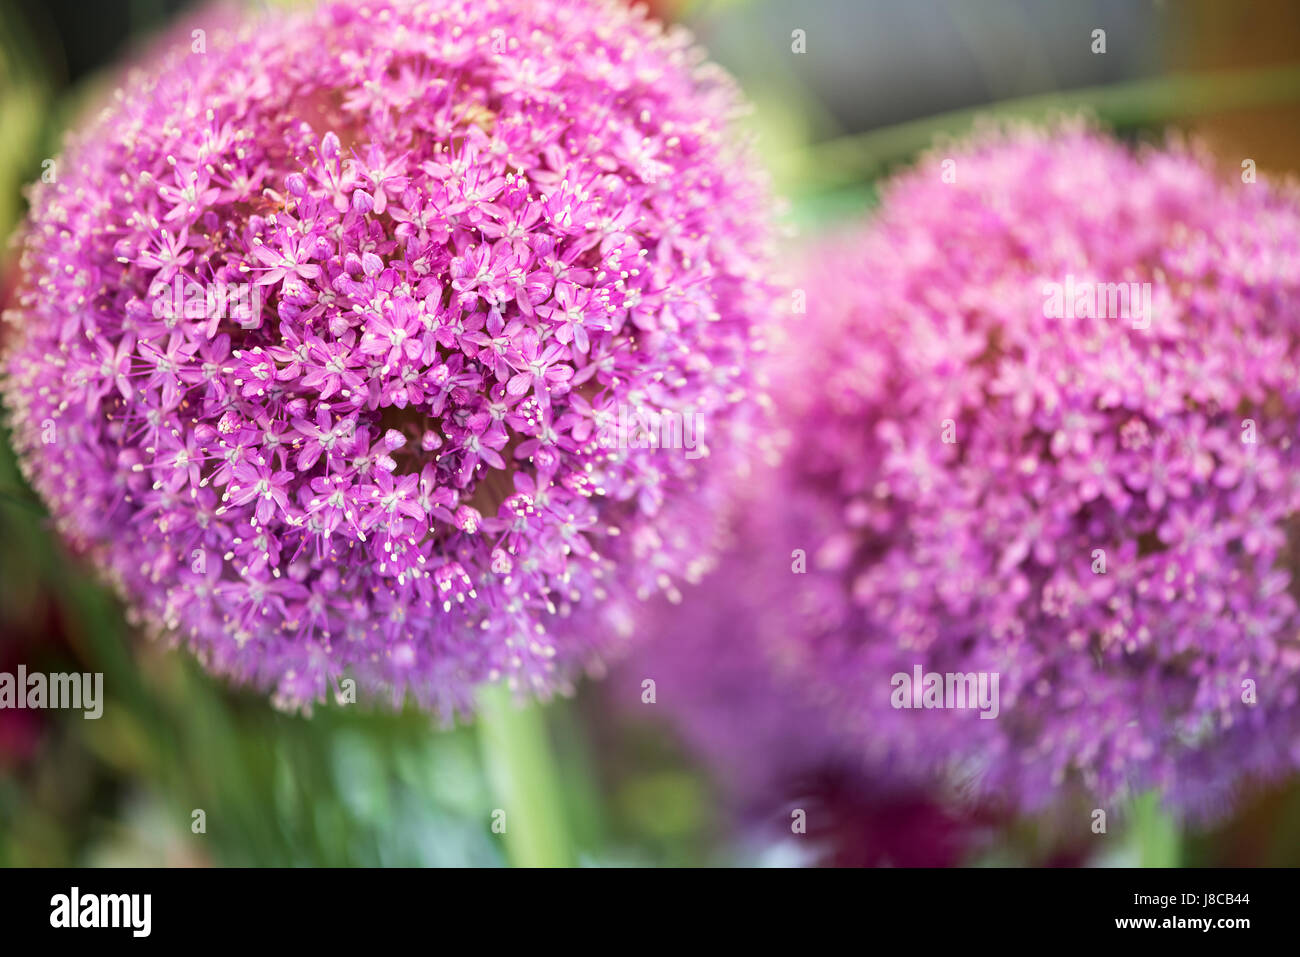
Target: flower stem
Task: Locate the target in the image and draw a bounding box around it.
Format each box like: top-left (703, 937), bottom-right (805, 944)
top-left (796, 63), bottom-right (1300, 193)
top-left (1133, 792), bottom-right (1181, 868)
top-left (476, 684), bottom-right (573, 867)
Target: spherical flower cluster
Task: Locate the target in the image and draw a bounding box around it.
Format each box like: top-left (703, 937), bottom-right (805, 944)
top-left (1, 0), bottom-right (774, 717)
top-left (761, 123), bottom-right (1300, 815)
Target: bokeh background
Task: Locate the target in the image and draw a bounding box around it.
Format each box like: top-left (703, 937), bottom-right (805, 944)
top-left (2, 0), bottom-right (1300, 866)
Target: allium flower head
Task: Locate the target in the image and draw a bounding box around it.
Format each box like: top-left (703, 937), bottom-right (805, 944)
top-left (617, 544), bottom-right (989, 866)
top-left (1, 0), bottom-right (774, 716)
top-left (758, 122), bottom-right (1300, 815)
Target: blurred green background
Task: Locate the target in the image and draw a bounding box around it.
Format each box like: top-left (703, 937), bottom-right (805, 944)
top-left (2, 0), bottom-right (1300, 867)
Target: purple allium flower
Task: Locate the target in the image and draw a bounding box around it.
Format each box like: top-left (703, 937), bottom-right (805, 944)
top-left (749, 123), bottom-right (1300, 816)
top-left (1, 0), bottom-right (774, 718)
top-left (616, 544), bottom-right (992, 865)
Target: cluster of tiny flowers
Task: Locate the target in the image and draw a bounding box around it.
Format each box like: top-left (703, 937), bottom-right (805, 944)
top-left (762, 123), bottom-right (1300, 815)
top-left (1, 0), bottom-right (774, 717)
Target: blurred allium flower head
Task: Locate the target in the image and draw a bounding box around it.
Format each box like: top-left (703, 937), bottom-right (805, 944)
top-left (620, 545), bottom-right (986, 865)
top-left (762, 121), bottom-right (1300, 815)
top-left (1, 0), bottom-right (774, 716)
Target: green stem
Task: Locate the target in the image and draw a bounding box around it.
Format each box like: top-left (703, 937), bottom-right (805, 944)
top-left (793, 62), bottom-right (1300, 193)
top-left (1133, 792), bottom-right (1181, 868)
top-left (475, 684), bottom-right (573, 867)
top-left (0, 488), bottom-right (45, 515)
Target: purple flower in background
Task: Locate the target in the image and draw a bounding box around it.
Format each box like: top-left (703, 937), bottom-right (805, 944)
top-left (748, 123), bottom-right (1300, 817)
top-left (1, 0), bottom-right (775, 718)
top-left (617, 538), bottom-right (993, 866)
